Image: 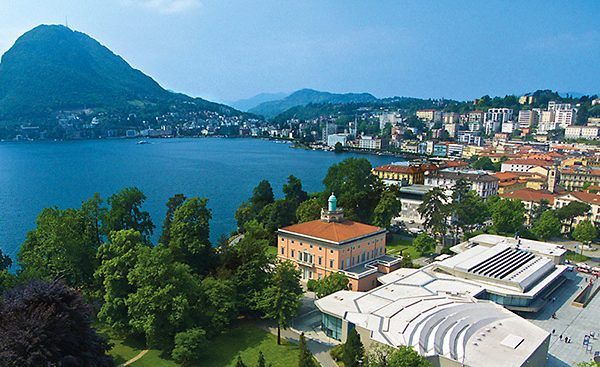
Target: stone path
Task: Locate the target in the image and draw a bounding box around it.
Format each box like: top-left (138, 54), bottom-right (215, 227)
top-left (119, 349), bottom-right (149, 367)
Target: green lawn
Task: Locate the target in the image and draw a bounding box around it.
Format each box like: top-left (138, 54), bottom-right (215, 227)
top-left (201, 323), bottom-right (299, 367)
top-left (386, 238), bottom-right (422, 259)
top-left (101, 322), bottom-right (298, 367)
top-left (566, 250), bottom-right (590, 263)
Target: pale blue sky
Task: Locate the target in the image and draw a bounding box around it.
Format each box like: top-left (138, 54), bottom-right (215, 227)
top-left (1, 0), bottom-right (598, 103)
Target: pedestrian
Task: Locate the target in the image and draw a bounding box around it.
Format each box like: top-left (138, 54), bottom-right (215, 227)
top-left (560, 335), bottom-right (563, 341)
top-left (552, 329), bottom-right (556, 334)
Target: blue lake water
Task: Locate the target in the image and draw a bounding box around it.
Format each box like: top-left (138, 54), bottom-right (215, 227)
top-left (0, 138), bottom-right (398, 260)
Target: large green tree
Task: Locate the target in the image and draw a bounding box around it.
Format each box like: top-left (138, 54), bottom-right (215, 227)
top-left (168, 197), bottom-right (215, 275)
top-left (488, 197), bottom-right (525, 235)
top-left (313, 272), bottom-right (349, 298)
top-left (296, 198), bottom-right (323, 223)
top-left (159, 193), bottom-right (187, 245)
top-left (18, 202), bottom-right (102, 290)
top-left (342, 328), bottom-right (365, 367)
top-left (126, 245), bottom-right (203, 349)
top-left (556, 201), bottom-right (591, 234)
top-left (418, 187), bottom-right (449, 245)
top-left (413, 233), bottom-right (436, 255)
top-left (171, 328), bottom-right (207, 366)
top-left (106, 187), bottom-right (155, 242)
top-left (283, 175), bottom-right (308, 205)
top-left (0, 249), bottom-right (15, 293)
top-left (322, 158), bottom-right (383, 223)
top-left (573, 220), bottom-right (597, 255)
top-left (531, 210), bottom-right (561, 240)
top-left (372, 188), bottom-right (402, 228)
top-left (366, 344), bottom-right (431, 367)
top-left (257, 260), bottom-right (303, 345)
top-left (95, 229), bottom-right (147, 332)
top-left (251, 180), bottom-right (275, 214)
top-left (449, 180), bottom-right (489, 240)
top-left (233, 220), bottom-right (275, 313)
top-left (199, 276), bottom-right (238, 337)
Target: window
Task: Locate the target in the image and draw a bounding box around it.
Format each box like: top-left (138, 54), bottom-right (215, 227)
top-left (319, 247), bottom-right (322, 251)
top-left (322, 313), bottom-right (343, 341)
top-left (318, 256), bottom-right (322, 265)
top-left (310, 244), bottom-right (313, 249)
top-left (330, 259), bottom-right (334, 268)
top-left (291, 240), bottom-right (295, 244)
top-left (281, 247), bottom-right (284, 255)
top-left (330, 249), bottom-right (334, 254)
top-left (291, 250), bottom-right (295, 258)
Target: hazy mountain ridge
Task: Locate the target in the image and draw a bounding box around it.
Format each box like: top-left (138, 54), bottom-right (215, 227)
top-left (248, 88), bottom-right (377, 118)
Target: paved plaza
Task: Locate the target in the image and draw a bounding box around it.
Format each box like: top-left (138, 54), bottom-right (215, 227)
top-left (524, 271), bottom-right (600, 367)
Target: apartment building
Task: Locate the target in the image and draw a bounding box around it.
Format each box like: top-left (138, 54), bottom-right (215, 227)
top-left (358, 135), bottom-right (385, 150)
top-left (559, 166), bottom-right (600, 191)
top-left (484, 108), bottom-right (513, 135)
top-left (372, 162), bottom-right (438, 186)
top-left (554, 191), bottom-right (600, 229)
top-left (501, 159), bottom-right (553, 173)
top-left (564, 126), bottom-right (599, 140)
top-left (425, 168), bottom-right (499, 198)
top-left (416, 109), bottom-right (442, 122)
top-left (277, 194), bottom-right (399, 291)
top-left (518, 109), bottom-right (540, 129)
top-left (501, 188), bottom-right (557, 224)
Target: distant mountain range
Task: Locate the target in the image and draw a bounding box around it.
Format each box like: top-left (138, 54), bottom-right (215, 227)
top-left (228, 92), bottom-right (288, 111)
top-left (248, 88), bottom-right (377, 118)
top-left (0, 25), bottom-right (243, 124)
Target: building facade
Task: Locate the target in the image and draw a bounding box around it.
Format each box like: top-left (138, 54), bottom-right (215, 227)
top-left (425, 168), bottom-right (499, 198)
top-left (277, 194), bottom-right (399, 291)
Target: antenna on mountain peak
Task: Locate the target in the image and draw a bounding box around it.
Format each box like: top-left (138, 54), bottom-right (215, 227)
top-left (65, 16), bottom-right (69, 28)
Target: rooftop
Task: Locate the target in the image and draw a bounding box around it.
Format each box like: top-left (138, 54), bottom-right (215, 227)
top-left (316, 268), bottom-right (550, 367)
top-left (278, 219), bottom-right (385, 244)
top-left (455, 234), bottom-right (567, 259)
top-left (429, 168), bottom-right (499, 182)
top-left (503, 159), bottom-right (554, 167)
top-left (500, 188), bottom-right (557, 205)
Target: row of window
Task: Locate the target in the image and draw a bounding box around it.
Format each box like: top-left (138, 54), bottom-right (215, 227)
top-left (281, 246), bottom-right (385, 270)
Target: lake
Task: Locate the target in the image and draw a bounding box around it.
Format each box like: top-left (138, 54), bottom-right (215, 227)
top-left (0, 138), bottom-right (399, 260)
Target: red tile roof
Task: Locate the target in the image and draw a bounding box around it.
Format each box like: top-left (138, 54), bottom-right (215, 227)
top-left (570, 191), bottom-right (600, 206)
top-left (503, 159), bottom-right (554, 167)
top-left (500, 188), bottom-right (557, 205)
top-left (279, 220), bottom-right (384, 244)
top-left (373, 163), bottom-right (436, 174)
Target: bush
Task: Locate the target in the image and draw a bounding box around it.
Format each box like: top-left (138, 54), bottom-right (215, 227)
top-left (330, 344), bottom-right (344, 361)
top-left (172, 328), bottom-right (207, 365)
top-left (306, 279), bottom-right (317, 292)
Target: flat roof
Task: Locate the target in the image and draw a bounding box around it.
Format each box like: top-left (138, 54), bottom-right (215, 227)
top-left (458, 234), bottom-right (567, 258)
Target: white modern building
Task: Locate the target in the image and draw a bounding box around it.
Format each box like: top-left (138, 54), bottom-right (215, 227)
top-left (484, 108), bottom-right (513, 135)
top-left (315, 234), bottom-right (567, 367)
top-left (327, 133), bottom-right (349, 147)
top-left (518, 109), bottom-right (539, 129)
top-left (564, 126), bottom-right (600, 140)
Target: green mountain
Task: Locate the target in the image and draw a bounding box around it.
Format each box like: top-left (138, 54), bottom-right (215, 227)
top-left (248, 88), bottom-right (377, 118)
top-left (0, 24), bottom-right (240, 123)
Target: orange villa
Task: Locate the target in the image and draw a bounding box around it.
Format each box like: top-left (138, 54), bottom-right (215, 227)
top-left (277, 194), bottom-right (400, 291)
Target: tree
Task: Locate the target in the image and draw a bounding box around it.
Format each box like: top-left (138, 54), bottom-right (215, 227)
top-left (257, 351), bottom-right (267, 367)
top-left (418, 187), bottom-right (449, 245)
top-left (199, 276), bottom-right (238, 337)
top-left (95, 230), bottom-right (147, 332)
top-left (0, 280), bottom-right (113, 367)
top-left (372, 188), bottom-right (402, 228)
top-left (0, 249), bottom-right (11, 271)
top-left (366, 344), bottom-right (431, 367)
top-left (169, 197), bottom-right (215, 275)
top-left (413, 233), bottom-right (436, 255)
top-left (471, 156), bottom-right (495, 171)
top-left (322, 158), bottom-right (383, 223)
top-left (342, 328), bottom-right (364, 367)
top-left (298, 333), bottom-right (317, 367)
top-left (258, 200), bottom-right (297, 234)
top-left (236, 355), bottom-right (247, 367)
top-left (449, 181), bottom-right (489, 240)
top-left (573, 220), bottom-right (597, 255)
top-left (159, 193), bottom-right (187, 245)
top-left (235, 201), bottom-right (254, 232)
top-left (18, 203), bottom-right (102, 290)
top-left (171, 328), bottom-right (207, 365)
top-left (387, 346), bottom-right (431, 367)
top-left (251, 180), bottom-right (275, 214)
top-left (530, 199), bottom-right (550, 223)
top-left (126, 245), bottom-right (203, 349)
top-left (334, 142), bottom-right (343, 153)
top-left (283, 175), bottom-right (308, 205)
top-left (296, 198), bottom-right (323, 223)
top-left (531, 210), bottom-right (561, 240)
top-left (106, 187), bottom-right (155, 242)
top-left (233, 220), bottom-right (275, 313)
top-left (488, 197), bottom-right (525, 235)
top-left (313, 272), bottom-right (349, 298)
top-left (257, 261), bottom-right (303, 345)
top-left (556, 201), bottom-right (591, 234)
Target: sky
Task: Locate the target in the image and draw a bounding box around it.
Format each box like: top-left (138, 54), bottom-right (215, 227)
top-left (0, 0), bottom-right (599, 103)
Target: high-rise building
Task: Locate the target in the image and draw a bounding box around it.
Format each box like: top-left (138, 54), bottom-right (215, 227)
top-left (518, 109), bottom-right (540, 129)
top-left (484, 108), bottom-right (513, 134)
top-left (322, 122), bottom-right (337, 143)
